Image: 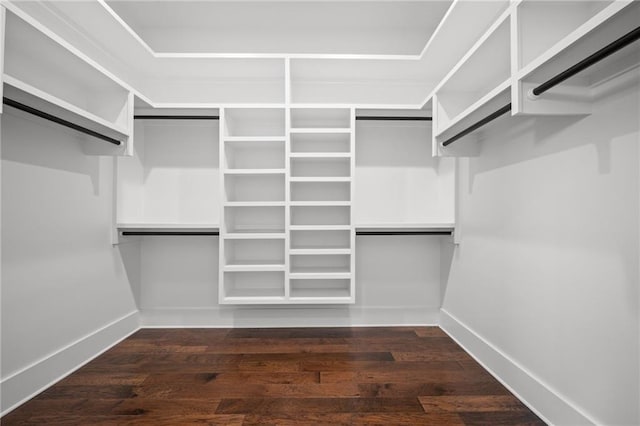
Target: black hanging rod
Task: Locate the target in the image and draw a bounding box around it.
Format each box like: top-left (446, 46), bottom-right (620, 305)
top-left (134, 115), bottom-right (219, 120)
top-left (121, 231), bottom-right (219, 236)
top-left (532, 25), bottom-right (640, 96)
top-left (356, 231), bottom-right (452, 236)
top-left (3, 97), bottom-right (122, 146)
top-left (441, 103), bottom-right (512, 147)
top-left (356, 116), bottom-right (432, 121)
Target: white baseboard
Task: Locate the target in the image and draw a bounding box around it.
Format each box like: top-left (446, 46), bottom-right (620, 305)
top-left (439, 309), bottom-right (596, 426)
top-left (1, 311), bottom-right (140, 417)
top-left (140, 306), bottom-right (439, 328)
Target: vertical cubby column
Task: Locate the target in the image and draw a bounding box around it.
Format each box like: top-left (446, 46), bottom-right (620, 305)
top-left (219, 108), bottom-right (287, 304)
top-left (287, 108), bottom-right (355, 303)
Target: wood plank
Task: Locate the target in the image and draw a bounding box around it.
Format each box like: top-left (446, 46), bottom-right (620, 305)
top-left (301, 360), bottom-right (463, 373)
top-left (419, 395), bottom-right (530, 413)
top-left (320, 369), bottom-right (497, 384)
top-left (459, 411), bottom-right (547, 425)
top-left (111, 398), bottom-right (222, 415)
top-left (242, 412), bottom-right (466, 425)
top-left (358, 382), bottom-right (512, 398)
top-left (215, 397), bottom-right (425, 414)
top-left (413, 327), bottom-right (449, 338)
top-left (392, 350), bottom-right (474, 362)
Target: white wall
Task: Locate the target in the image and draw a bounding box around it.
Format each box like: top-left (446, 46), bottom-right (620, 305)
top-left (442, 70), bottom-right (640, 425)
top-left (1, 110), bottom-right (138, 414)
top-left (355, 120), bottom-right (454, 224)
top-left (128, 234), bottom-right (444, 327)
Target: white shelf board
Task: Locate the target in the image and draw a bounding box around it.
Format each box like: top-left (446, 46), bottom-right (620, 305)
top-left (289, 272), bottom-right (352, 279)
top-left (289, 128), bottom-right (351, 134)
top-left (3, 74), bottom-right (129, 141)
top-left (221, 296), bottom-right (287, 305)
top-left (223, 264), bottom-right (286, 272)
top-left (290, 201), bottom-right (351, 207)
top-left (224, 201), bottom-right (286, 207)
top-left (290, 225), bottom-right (352, 231)
top-left (290, 177), bottom-right (351, 183)
top-left (290, 248), bottom-right (352, 255)
top-left (224, 136), bottom-right (286, 142)
top-left (223, 169), bottom-right (286, 175)
top-left (222, 232), bottom-right (286, 240)
top-left (289, 152), bottom-right (351, 158)
top-left (288, 295), bottom-right (353, 304)
top-left (355, 223), bottom-right (454, 232)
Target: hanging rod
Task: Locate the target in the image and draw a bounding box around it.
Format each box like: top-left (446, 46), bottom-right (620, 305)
top-left (3, 97), bottom-right (122, 146)
top-left (134, 115), bottom-right (219, 120)
top-left (441, 103), bottom-right (512, 147)
top-left (356, 116), bottom-right (432, 121)
top-left (121, 231), bottom-right (219, 236)
top-left (532, 25), bottom-right (640, 97)
top-left (356, 231), bottom-right (452, 236)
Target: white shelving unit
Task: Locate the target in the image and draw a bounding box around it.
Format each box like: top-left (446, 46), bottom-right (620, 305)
top-left (219, 107), bottom-right (288, 304)
top-left (2, 10), bottom-right (133, 155)
top-left (218, 106), bottom-right (355, 304)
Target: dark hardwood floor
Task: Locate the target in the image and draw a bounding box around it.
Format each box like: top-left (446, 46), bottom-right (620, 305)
top-left (2, 327), bottom-right (546, 425)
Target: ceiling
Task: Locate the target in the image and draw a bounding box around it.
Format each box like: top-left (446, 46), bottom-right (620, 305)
top-left (104, 1), bottom-right (452, 56)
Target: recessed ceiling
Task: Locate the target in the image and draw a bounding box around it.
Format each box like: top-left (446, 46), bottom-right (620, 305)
top-left (104, 0), bottom-right (452, 55)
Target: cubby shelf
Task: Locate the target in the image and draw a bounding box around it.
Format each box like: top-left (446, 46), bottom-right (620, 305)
top-left (290, 249), bottom-right (352, 255)
top-left (289, 152), bottom-right (351, 158)
top-left (223, 136), bottom-right (286, 142)
top-left (224, 201), bottom-right (286, 207)
top-left (289, 272), bottom-right (352, 279)
top-left (223, 233), bottom-right (286, 239)
top-left (290, 177), bottom-right (350, 182)
top-left (290, 201), bottom-right (351, 207)
top-left (290, 225), bottom-right (351, 231)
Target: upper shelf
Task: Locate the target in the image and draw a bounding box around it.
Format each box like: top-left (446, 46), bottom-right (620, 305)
top-left (2, 10), bottom-right (132, 154)
top-left (430, 0), bottom-right (640, 156)
top-left (514, 0), bottom-right (639, 115)
top-left (431, 8), bottom-right (511, 157)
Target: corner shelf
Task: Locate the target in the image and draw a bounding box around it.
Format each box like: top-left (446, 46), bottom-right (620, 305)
top-left (2, 10), bottom-right (132, 155)
top-left (513, 0), bottom-right (639, 115)
top-left (4, 75), bottom-right (129, 144)
top-left (432, 8), bottom-right (511, 157)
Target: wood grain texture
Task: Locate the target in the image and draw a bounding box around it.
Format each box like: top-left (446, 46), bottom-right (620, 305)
top-left (1, 326), bottom-right (546, 425)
